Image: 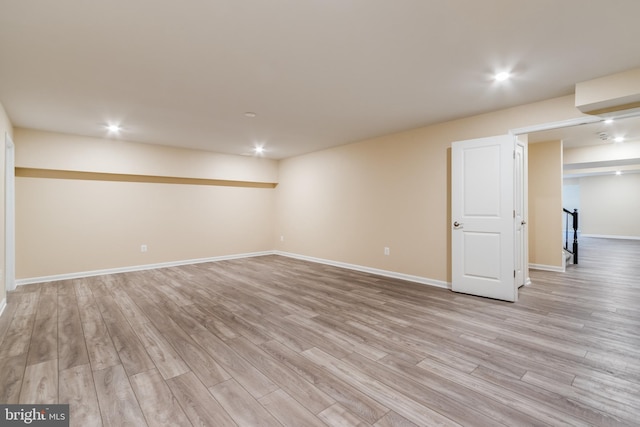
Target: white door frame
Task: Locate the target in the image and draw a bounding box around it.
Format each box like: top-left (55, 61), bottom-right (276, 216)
top-left (514, 136), bottom-right (528, 288)
top-left (510, 116), bottom-right (602, 137)
top-left (5, 132), bottom-right (15, 292)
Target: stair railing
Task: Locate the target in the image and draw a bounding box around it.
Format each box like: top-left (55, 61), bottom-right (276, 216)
top-left (562, 208), bottom-right (578, 264)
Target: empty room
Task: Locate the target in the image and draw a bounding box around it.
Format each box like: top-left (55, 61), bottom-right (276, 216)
top-left (1, 1), bottom-right (640, 426)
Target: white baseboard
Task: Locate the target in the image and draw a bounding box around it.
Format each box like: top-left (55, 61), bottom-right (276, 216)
top-left (581, 234), bottom-right (640, 241)
top-left (0, 298), bottom-right (6, 318)
top-left (275, 251), bottom-right (450, 289)
top-left (15, 251), bottom-right (274, 286)
top-left (529, 263), bottom-right (565, 273)
top-left (16, 249), bottom-right (452, 291)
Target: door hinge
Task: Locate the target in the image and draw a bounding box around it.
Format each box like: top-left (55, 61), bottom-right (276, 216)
top-left (513, 150), bottom-right (516, 159)
top-left (513, 210), bottom-right (516, 218)
top-left (514, 270), bottom-right (516, 278)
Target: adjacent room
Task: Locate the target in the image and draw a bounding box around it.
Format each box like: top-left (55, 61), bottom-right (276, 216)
top-left (1, 1), bottom-right (640, 426)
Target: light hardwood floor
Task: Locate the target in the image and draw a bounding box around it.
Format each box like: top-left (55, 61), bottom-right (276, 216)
top-left (1, 237), bottom-right (639, 426)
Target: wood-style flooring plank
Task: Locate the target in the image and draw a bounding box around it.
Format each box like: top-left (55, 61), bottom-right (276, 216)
top-left (93, 364), bottom-right (147, 427)
top-left (317, 403), bottom-right (371, 427)
top-left (573, 372), bottom-right (640, 405)
top-left (522, 370), bottom-right (639, 424)
top-left (200, 302), bottom-right (274, 345)
top-left (131, 321), bottom-right (189, 380)
top-left (76, 295), bottom-right (120, 372)
top-left (126, 287), bottom-right (231, 387)
top-left (94, 293), bottom-right (155, 376)
top-left (260, 339), bottom-right (389, 424)
top-left (11, 290), bottom-right (40, 316)
top-left (173, 302), bottom-right (238, 340)
top-left (209, 378), bottom-right (282, 427)
top-left (287, 313), bottom-right (388, 361)
top-left (190, 328), bottom-right (279, 399)
top-left (266, 313), bottom-right (352, 360)
top-left (110, 288), bottom-right (150, 330)
top-left (380, 356), bottom-right (536, 425)
top-left (374, 411), bottom-right (419, 427)
top-left (26, 295), bottom-right (58, 366)
top-left (166, 371), bottom-right (236, 427)
top-left (59, 364), bottom-right (102, 427)
top-left (130, 369), bottom-right (191, 427)
top-left (415, 356), bottom-right (593, 426)
top-left (259, 388), bottom-right (329, 427)
top-left (0, 314), bottom-right (36, 359)
top-left (253, 311), bottom-right (317, 353)
top-left (470, 364), bottom-right (630, 427)
top-left (18, 358), bottom-right (58, 404)
top-left (58, 292), bottom-right (90, 371)
top-left (344, 352), bottom-right (523, 427)
top-left (303, 347), bottom-right (462, 427)
top-left (0, 353), bottom-right (27, 403)
top-left (0, 297), bottom-right (19, 347)
top-left (227, 335), bottom-right (335, 414)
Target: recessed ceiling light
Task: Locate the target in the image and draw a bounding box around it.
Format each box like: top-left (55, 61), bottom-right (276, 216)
top-left (494, 71), bottom-right (511, 82)
top-left (614, 136), bottom-right (624, 143)
top-left (106, 124), bottom-right (121, 133)
top-left (616, 171), bottom-right (622, 175)
top-left (254, 146), bottom-right (264, 154)
top-left (604, 119), bottom-right (614, 124)
top-left (244, 112), bottom-right (257, 118)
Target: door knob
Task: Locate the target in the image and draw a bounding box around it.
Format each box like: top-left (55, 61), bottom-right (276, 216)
top-left (521, 220), bottom-right (527, 225)
top-left (453, 221), bottom-right (462, 228)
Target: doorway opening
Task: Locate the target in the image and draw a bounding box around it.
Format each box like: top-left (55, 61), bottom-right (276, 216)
top-left (515, 112), bottom-right (640, 274)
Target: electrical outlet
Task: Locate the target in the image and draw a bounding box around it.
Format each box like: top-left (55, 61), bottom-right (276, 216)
top-left (384, 247), bottom-right (390, 256)
top-left (141, 244), bottom-right (148, 253)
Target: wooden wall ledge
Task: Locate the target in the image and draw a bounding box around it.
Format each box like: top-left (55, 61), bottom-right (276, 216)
top-left (15, 168), bottom-right (278, 189)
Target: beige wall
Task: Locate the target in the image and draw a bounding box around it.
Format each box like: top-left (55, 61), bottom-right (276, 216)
top-left (276, 95), bottom-right (584, 283)
top-left (13, 94), bottom-right (586, 284)
top-left (578, 173), bottom-right (640, 238)
top-left (564, 140), bottom-right (640, 167)
top-left (15, 128), bottom-right (278, 182)
top-left (563, 137), bottom-right (640, 238)
top-left (0, 101), bottom-right (12, 304)
top-left (15, 129), bottom-right (278, 279)
top-left (575, 67), bottom-right (640, 114)
top-left (528, 140), bottom-right (564, 269)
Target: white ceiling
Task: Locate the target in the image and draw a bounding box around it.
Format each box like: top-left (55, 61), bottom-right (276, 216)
top-left (2, 0), bottom-right (640, 159)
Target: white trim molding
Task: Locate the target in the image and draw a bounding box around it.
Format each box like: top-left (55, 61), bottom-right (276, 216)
top-left (510, 116), bottom-right (602, 136)
top-left (16, 250), bottom-right (452, 291)
top-left (15, 251), bottom-right (274, 286)
top-left (275, 251), bottom-right (451, 289)
top-left (0, 298), bottom-right (6, 318)
top-left (529, 263), bottom-right (566, 273)
top-left (581, 234), bottom-right (640, 241)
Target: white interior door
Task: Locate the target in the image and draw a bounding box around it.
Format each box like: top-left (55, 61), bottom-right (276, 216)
top-left (514, 140), bottom-right (527, 288)
top-left (452, 134), bottom-right (517, 302)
